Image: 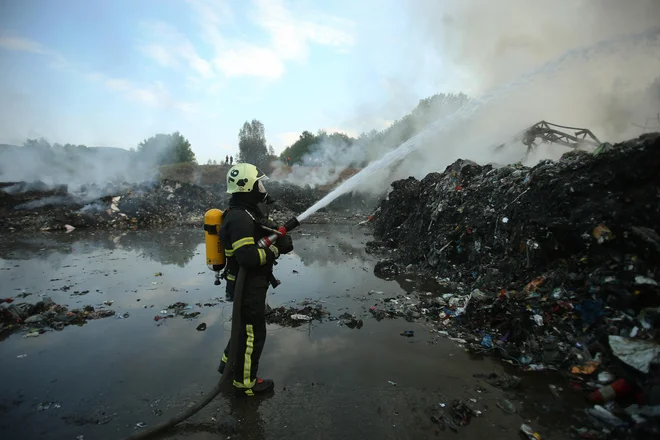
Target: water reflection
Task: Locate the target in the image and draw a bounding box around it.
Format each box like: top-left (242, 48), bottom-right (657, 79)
top-left (291, 225), bottom-right (371, 266)
top-left (0, 229), bottom-right (201, 267)
top-left (0, 225), bottom-right (373, 269)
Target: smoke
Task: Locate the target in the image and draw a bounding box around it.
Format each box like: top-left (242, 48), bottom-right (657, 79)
top-left (0, 134), bottom-right (188, 191)
top-left (281, 0), bottom-right (660, 196)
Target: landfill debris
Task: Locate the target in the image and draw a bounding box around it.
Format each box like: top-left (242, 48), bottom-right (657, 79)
top-left (196, 323), bottom-right (207, 331)
top-left (363, 133), bottom-right (660, 435)
top-left (473, 372), bottom-right (521, 390)
top-left (136, 422), bottom-right (147, 428)
top-left (571, 361), bottom-right (601, 375)
top-left (338, 312), bottom-right (363, 329)
top-left (290, 314), bottom-right (313, 321)
top-left (608, 335), bottom-right (660, 374)
top-left (37, 401), bottom-right (62, 411)
top-left (496, 398), bottom-right (517, 414)
top-left (388, 380), bottom-right (397, 386)
top-left (0, 178), bottom-right (375, 232)
top-left (374, 260), bottom-right (399, 280)
top-left (430, 399), bottom-right (477, 432)
top-left (0, 296), bottom-right (115, 335)
top-left (597, 371), bottom-right (616, 384)
top-left (265, 301), bottom-right (329, 327)
top-left (520, 423), bottom-right (542, 439)
top-left (400, 330), bottom-right (414, 337)
top-left (585, 405), bottom-right (625, 427)
top-left (588, 378), bottom-right (633, 404)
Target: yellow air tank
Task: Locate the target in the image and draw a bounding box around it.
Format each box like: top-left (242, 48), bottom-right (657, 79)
top-left (204, 209), bottom-right (225, 273)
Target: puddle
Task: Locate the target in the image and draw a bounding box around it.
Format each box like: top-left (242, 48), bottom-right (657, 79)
top-left (1, 225), bottom-right (579, 439)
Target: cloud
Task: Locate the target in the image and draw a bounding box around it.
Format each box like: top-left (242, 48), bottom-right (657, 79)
top-left (147, 0), bottom-right (356, 81)
top-left (214, 44), bottom-right (285, 79)
top-left (0, 33), bottom-right (196, 114)
top-left (85, 72), bottom-right (197, 113)
top-left (0, 34), bottom-right (67, 68)
top-left (138, 21), bottom-right (214, 79)
top-left (251, 0), bottom-right (355, 62)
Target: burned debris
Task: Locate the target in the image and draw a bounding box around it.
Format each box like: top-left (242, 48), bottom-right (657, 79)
top-left (0, 296), bottom-right (115, 335)
top-left (367, 133), bottom-right (660, 436)
top-left (0, 178), bottom-right (373, 232)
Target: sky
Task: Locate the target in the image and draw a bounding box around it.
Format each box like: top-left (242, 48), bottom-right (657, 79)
top-left (0, 0), bottom-right (465, 162)
top-left (2, 0), bottom-right (658, 168)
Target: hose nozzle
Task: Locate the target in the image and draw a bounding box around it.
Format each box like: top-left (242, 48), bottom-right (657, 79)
top-left (257, 217), bottom-right (300, 248)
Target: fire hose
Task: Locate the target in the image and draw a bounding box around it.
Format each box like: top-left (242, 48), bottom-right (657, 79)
top-left (122, 217), bottom-right (300, 440)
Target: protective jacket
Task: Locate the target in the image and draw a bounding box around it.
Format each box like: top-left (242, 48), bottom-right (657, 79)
top-left (218, 195), bottom-right (292, 392)
top-left (220, 201), bottom-right (277, 300)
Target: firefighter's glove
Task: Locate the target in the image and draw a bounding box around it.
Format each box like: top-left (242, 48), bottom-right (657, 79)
top-left (267, 245), bottom-right (280, 259)
top-left (275, 234), bottom-right (293, 255)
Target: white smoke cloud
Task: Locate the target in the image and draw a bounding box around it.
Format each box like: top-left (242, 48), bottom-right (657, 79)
top-left (0, 134), bottom-right (190, 200)
top-left (285, 0), bottom-right (660, 198)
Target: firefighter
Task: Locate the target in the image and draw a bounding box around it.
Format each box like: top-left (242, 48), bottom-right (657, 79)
top-left (217, 163), bottom-right (293, 396)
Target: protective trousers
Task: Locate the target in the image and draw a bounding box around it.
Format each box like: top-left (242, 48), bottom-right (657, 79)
top-left (221, 275), bottom-right (268, 391)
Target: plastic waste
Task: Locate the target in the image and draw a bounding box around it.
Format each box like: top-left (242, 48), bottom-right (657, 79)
top-left (597, 371), bottom-right (615, 384)
top-left (196, 323), bottom-right (207, 331)
top-left (532, 314), bottom-right (543, 326)
top-left (290, 314), bottom-right (312, 321)
top-left (496, 399), bottom-right (516, 414)
top-left (589, 378), bottom-right (633, 404)
top-left (608, 335), bottom-right (660, 373)
top-left (520, 423), bottom-right (542, 439)
top-left (400, 330), bottom-right (414, 337)
top-left (481, 334), bottom-right (493, 348)
top-left (585, 405), bottom-right (625, 427)
top-left (571, 360), bottom-right (600, 375)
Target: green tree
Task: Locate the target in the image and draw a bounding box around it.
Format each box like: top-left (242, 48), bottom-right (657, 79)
top-left (137, 132), bottom-right (196, 165)
top-left (238, 119), bottom-right (269, 169)
top-left (280, 130), bottom-right (317, 164)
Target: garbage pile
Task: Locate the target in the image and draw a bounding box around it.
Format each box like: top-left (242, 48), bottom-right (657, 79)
top-left (368, 133), bottom-right (660, 437)
top-left (0, 296), bottom-right (115, 335)
top-left (265, 300), bottom-right (329, 327)
top-left (0, 177), bottom-right (373, 232)
top-left (0, 179), bottom-right (225, 232)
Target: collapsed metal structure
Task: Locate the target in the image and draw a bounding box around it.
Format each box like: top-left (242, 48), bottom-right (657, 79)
top-left (495, 120), bottom-right (601, 161)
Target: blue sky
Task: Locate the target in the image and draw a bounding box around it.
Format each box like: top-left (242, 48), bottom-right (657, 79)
top-left (0, 0), bottom-right (467, 162)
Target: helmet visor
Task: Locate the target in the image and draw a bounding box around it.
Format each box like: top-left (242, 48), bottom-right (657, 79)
top-left (257, 179), bottom-right (267, 194)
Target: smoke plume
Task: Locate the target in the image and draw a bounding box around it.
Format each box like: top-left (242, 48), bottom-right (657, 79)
top-left (283, 0), bottom-right (660, 195)
top-left (0, 134), bottom-right (187, 194)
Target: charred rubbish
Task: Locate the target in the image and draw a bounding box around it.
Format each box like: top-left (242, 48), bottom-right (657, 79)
top-left (366, 133), bottom-right (660, 437)
top-left (0, 177), bottom-right (375, 232)
top-left (265, 301), bottom-right (329, 327)
top-left (0, 296), bottom-right (115, 335)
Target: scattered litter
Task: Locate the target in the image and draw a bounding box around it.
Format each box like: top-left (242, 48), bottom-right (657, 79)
top-left (388, 381), bottom-right (397, 386)
top-left (37, 401), bottom-right (61, 411)
top-left (400, 330), bottom-right (414, 337)
top-left (520, 423), bottom-right (542, 439)
top-left (196, 323), bottom-right (207, 331)
top-left (497, 399), bottom-right (516, 414)
top-left (585, 405), bottom-right (625, 427)
top-left (608, 335), bottom-right (660, 374)
top-left (571, 361), bottom-right (600, 375)
top-left (290, 314), bottom-right (312, 321)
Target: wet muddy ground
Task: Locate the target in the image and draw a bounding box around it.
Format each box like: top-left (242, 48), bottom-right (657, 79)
top-left (1, 225), bottom-right (587, 439)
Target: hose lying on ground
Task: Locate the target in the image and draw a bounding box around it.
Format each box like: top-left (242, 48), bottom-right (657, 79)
top-left (122, 267), bottom-right (247, 440)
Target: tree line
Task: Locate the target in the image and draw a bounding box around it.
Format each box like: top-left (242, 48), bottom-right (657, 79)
top-left (279, 92), bottom-right (471, 166)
